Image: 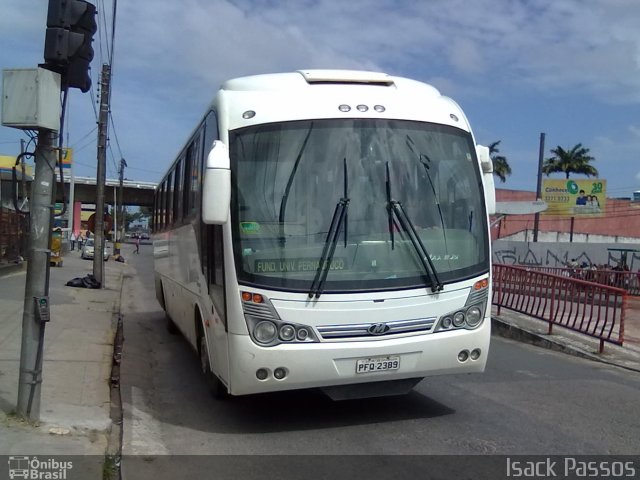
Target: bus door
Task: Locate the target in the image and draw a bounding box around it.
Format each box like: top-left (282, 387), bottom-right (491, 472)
top-left (202, 223), bottom-right (229, 383)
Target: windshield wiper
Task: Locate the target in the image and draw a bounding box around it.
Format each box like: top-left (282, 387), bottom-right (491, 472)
top-left (309, 159), bottom-right (349, 299)
top-left (405, 135), bottom-right (447, 232)
top-left (385, 162), bottom-right (443, 292)
top-left (279, 123), bottom-right (314, 244)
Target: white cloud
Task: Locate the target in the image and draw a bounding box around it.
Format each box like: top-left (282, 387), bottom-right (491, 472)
top-left (3, 0), bottom-right (640, 188)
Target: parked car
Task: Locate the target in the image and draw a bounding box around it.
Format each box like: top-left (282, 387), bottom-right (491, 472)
top-left (80, 238), bottom-right (111, 261)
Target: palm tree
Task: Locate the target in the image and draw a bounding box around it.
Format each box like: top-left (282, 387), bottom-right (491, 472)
top-left (541, 143), bottom-right (598, 178)
top-left (489, 140), bottom-right (511, 183)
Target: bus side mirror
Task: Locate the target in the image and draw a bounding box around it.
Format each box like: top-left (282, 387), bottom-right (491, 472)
top-left (202, 141), bottom-right (231, 224)
top-left (476, 145), bottom-right (496, 215)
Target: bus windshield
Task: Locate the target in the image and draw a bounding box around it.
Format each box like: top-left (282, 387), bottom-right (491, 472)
top-left (230, 118), bottom-right (489, 293)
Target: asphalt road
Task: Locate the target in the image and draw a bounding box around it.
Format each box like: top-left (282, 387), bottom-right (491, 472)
top-left (119, 247), bottom-right (640, 479)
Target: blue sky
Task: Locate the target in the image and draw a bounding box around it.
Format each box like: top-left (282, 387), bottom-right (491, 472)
top-left (1, 0), bottom-right (639, 199)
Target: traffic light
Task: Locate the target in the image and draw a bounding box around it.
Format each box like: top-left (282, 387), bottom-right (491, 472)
top-left (43, 0), bottom-right (97, 93)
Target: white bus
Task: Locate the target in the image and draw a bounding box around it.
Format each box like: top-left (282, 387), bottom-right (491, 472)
top-left (153, 70), bottom-right (496, 399)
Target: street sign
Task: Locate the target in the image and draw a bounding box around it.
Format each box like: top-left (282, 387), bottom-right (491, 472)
top-left (494, 201), bottom-right (547, 215)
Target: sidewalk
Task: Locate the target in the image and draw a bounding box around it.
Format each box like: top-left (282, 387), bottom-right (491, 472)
top-left (0, 250), bottom-right (128, 465)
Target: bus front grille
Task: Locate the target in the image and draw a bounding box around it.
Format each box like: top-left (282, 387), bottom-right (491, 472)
top-left (317, 317), bottom-right (436, 339)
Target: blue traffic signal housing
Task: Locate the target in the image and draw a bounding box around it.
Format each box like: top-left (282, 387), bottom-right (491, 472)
top-left (43, 0), bottom-right (97, 93)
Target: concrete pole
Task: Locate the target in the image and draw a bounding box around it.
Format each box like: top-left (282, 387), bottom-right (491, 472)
top-left (118, 158), bottom-right (125, 253)
top-left (69, 154), bottom-right (75, 237)
top-left (16, 129), bottom-right (57, 421)
top-left (93, 63), bottom-right (110, 286)
top-left (19, 139), bottom-right (28, 259)
top-left (533, 132), bottom-right (545, 242)
top-left (113, 186), bottom-right (117, 250)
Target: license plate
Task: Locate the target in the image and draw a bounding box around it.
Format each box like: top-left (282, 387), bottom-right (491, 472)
top-left (355, 356), bottom-right (400, 374)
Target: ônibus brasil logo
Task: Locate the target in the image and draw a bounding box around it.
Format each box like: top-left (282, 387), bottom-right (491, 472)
top-left (7, 456), bottom-right (73, 479)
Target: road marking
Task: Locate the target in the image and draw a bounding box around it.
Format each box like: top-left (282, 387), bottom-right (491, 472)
top-left (124, 386), bottom-right (169, 455)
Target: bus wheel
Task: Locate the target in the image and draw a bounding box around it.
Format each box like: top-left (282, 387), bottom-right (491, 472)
top-left (198, 333), bottom-right (228, 399)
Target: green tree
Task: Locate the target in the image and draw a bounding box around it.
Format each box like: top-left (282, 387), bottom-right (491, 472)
top-left (124, 206), bottom-right (151, 231)
top-left (541, 143), bottom-right (598, 179)
top-left (489, 140), bottom-right (511, 183)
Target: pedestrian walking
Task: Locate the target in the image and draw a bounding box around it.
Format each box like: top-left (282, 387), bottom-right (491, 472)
top-left (70, 231), bottom-right (77, 251)
top-left (134, 236), bottom-right (140, 254)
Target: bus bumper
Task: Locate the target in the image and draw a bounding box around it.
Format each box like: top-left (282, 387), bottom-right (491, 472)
top-left (226, 319), bottom-right (490, 396)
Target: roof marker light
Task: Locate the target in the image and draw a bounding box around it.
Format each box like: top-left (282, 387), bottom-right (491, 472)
top-left (242, 110), bottom-right (256, 119)
top-left (374, 105), bottom-right (385, 112)
top-left (338, 104), bottom-right (351, 112)
top-left (356, 104), bottom-right (368, 112)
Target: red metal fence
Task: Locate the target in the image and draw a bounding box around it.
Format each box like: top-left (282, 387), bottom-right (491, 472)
top-left (492, 264), bottom-right (627, 352)
top-left (521, 266), bottom-right (640, 296)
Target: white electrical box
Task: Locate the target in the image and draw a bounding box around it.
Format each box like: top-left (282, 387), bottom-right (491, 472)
top-left (2, 67), bottom-right (61, 131)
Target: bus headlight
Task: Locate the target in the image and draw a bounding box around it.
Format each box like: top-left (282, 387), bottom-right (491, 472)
top-left (296, 327), bottom-right (310, 341)
top-left (242, 291), bottom-right (320, 346)
top-left (279, 324), bottom-right (296, 341)
top-left (452, 312), bottom-right (465, 327)
top-left (254, 321), bottom-right (278, 344)
top-left (465, 306), bottom-right (483, 328)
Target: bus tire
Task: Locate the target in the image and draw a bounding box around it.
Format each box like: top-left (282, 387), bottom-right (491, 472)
top-left (198, 332), bottom-right (228, 399)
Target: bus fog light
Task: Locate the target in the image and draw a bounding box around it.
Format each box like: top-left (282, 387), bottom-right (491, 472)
top-left (296, 327), bottom-right (309, 341)
top-left (466, 306), bottom-right (482, 327)
top-left (441, 316), bottom-right (452, 329)
top-left (254, 321), bottom-right (277, 343)
top-left (458, 350), bottom-right (469, 362)
top-left (274, 367), bottom-right (287, 380)
top-left (256, 368), bottom-right (269, 380)
top-left (279, 324), bottom-right (295, 341)
top-left (470, 348), bottom-right (481, 360)
top-left (453, 312), bottom-right (465, 327)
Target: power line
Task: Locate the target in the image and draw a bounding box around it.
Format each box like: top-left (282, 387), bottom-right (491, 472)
top-left (109, 0), bottom-right (118, 69)
top-left (108, 111), bottom-right (123, 159)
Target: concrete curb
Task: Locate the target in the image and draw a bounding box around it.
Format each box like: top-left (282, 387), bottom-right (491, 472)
top-left (0, 261), bottom-right (26, 278)
top-left (105, 266), bottom-right (128, 479)
top-left (491, 316), bottom-right (640, 373)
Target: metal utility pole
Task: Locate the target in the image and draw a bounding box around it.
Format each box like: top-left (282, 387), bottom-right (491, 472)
top-left (12, 0), bottom-right (98, 423)
top-left (532, 132), bottom-right (545, 242)
top-left (16, 129), bottom-right (57, 421)
top-left (93, 63), bottom-right (110, 286)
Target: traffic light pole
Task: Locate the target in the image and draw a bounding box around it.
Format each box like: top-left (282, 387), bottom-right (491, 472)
top-left (17, 129), bottom-right (57, 421)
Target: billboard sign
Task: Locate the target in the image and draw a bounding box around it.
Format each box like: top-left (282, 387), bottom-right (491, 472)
top-left (541, 179), bottom-right (606, 216)
top-left (56, 147), bottom-right (72, 169)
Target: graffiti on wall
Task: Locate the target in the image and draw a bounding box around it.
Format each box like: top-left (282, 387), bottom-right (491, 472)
top-left (493, 242), bottom-right (640, 271)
